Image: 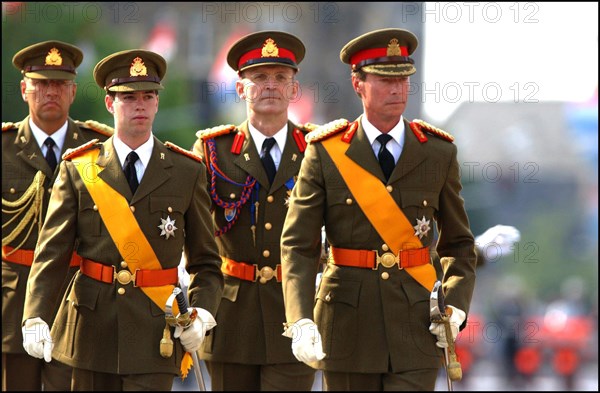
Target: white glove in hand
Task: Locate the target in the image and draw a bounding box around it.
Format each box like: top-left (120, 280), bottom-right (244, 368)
top-left (173, 308), bottom-right (216, 352)
top-left (22, 317), bottom-right (53, 362)
top-left (476, 225), bottom-right (521, 259)
top-left (283, 318), bottom-right (326, 363)
top-left (177, 254), bottom-right (191, 289)
top-left (429, 306), bottom-right (466, 348)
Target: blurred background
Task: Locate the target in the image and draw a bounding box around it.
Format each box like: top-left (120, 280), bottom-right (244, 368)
top-left (3, 2), bottom-right (597, 390)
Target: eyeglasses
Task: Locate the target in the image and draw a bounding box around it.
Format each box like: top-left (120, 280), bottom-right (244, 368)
top-left (246, 73), bottom-right (294, 84)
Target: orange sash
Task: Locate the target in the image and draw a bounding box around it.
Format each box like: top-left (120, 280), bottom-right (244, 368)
top-left (321, 136), bottom-right (436, 291)
top-left (72, 148), bottom-right (180, 314)
top-left (73, 149), bottom-right (194, 376)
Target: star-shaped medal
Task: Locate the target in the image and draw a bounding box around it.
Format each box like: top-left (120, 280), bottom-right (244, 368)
top-left (413, 216), bottom-right (431, 239)
top-left (158, 216), bottom-right (177, 239)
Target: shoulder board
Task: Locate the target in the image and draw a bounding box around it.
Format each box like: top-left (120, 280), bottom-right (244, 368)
top-left (75, 120), bottom-right (114, 137)
top-left (306, 119), bottom-right (350, 143)
top-left (410, 119), bottom-right (454, 143)
top-left (164, 141), bottom-right (203, 163)
top-left (2, 121), bottom-right (20, 132)
top-left (297, 122), bottom-right (320, 132)
top-left (62, 139), bottom-right (101, 160)
top-left (196, 124), bottom-right (237, 140)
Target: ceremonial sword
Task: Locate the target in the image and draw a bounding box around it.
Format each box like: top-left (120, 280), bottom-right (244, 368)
top-left (165, 287), bottom-right (207, 391)
top-left (430, 280), bottom-right (462, 391)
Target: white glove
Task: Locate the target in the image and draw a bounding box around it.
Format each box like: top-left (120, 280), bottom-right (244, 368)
top-left (173, 308), bottom-right (216, 352)
top-left (178, 254), bottom-right (191, 289)
top-left (315, 272), bottom-right (323, 290)
top-left (22, 317), bottom-right (53, 362)
top-left (429, 306), bottom-right (466, 348)
top-left (283, 318), bottom-right (326, 363)
top-left (475, 225), bottom-right (521, 259)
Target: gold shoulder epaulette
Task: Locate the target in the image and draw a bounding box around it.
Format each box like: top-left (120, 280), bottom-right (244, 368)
top-left (75, 120), bottom-right (114, 137)
top-left (196, 124), bottom-right (236, 140)
top-left (411, 119), bottom-right (454, 142)
top-left (165, 141), bottom-right (203, 163)
top-left (2, 121), bottom-right (20, 132)
top-left (62, 139), bottom-right (101, 160)
top-left (306, 119), bottom-right (349, 143)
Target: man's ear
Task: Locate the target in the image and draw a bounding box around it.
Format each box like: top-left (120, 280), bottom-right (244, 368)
top-left (20, 80), bottom-right (28, 101)
top-left (105, 94), bottom-right (114, 113)
top-left (235, 79), bottom-right (246, 99)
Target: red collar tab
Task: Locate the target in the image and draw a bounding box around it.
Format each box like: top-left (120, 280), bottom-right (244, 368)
top-left (341, 121), bottom-right (358, 143)
top-left (292, 128), bottom-right (307, 153)
top-left (230, 132), bottom-right (245, 154)
top-left (409, 122), bottom-right (428, 143)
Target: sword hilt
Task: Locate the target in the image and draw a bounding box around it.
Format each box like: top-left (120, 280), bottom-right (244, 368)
top-left (443, 316), bottom-right (463, 381)
top-left (175, 287), bottom-right (188, 315)
top-left (168, 288), bottom-right (206, 391)
top-left (172, 287), bottom-right (196, 328)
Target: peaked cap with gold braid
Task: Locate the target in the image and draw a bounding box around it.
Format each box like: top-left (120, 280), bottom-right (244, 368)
top-left (340, 28), bottom-right (418, 77)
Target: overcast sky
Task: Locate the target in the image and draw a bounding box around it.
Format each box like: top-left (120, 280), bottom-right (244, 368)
top-left (422, 2), bottom-right (598, 123)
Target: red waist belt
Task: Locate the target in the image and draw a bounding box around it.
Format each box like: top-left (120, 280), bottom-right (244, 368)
top-left (330, 246), bottom-right (430, 270)
top-left (2, 245), bottom-right (82, 267)
top-left (80, 258), bottom-right (178, 287)
top-left (221, 256), bottom-right (281, 284)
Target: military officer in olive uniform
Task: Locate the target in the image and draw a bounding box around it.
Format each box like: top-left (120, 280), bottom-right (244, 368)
top-left (2, 40), bottom-right (113, 391)
top-left (22, 49), bottom-right (223, 391)
top-left (281, 28), bottom-right (477, 390)
top-left (193, 31), bottom-right (316, 390)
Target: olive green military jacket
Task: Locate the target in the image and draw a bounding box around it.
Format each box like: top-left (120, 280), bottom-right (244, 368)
top-left (2, 116), bottom-right (111, 354)
top-left (22, 136), bottom-right (223, 375)
top-left (193, 120), bottom-right (310, 365)
top-left (281, 117), bottom-right (477, 373)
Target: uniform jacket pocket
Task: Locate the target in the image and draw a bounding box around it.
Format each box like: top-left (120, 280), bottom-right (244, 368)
top-left (68, 274), bottom-right (101, 311)
top-left (315, 276), bottom-right (361, 360)
top-left (222, 274), bottom-right (240, 303)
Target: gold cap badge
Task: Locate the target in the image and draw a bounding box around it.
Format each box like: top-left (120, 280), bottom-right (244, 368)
top-left (45, 48), bottom-right (63, 66)
top-left (261, 38), bottom-right (279, 58)
top-left (387, 38), bottom-right (401, 56)
top-left (130, 56), bottom-right (148, 77)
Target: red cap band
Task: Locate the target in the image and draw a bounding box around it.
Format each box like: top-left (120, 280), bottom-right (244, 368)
top-left (350, 46), bottom-right (409, 67)
top-left (238, 47), bottom-right (297, 70)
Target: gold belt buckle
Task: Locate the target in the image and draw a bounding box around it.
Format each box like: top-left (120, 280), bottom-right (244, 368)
top-left (373, 251), bottom-right (400, 270)
top-left (115, 269), bottom-right (138, 286)
top-left (255, 265), bottom-right (274, 284)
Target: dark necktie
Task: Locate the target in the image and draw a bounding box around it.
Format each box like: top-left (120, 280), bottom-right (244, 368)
top-left (376, 134), bottom-right (395, 181)
top-left (261, 138), bottom-right (277, 184)
top-left (44, 137), bottom-right (57, 172)
top-left (123, 151), bottom-right (140, 194)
